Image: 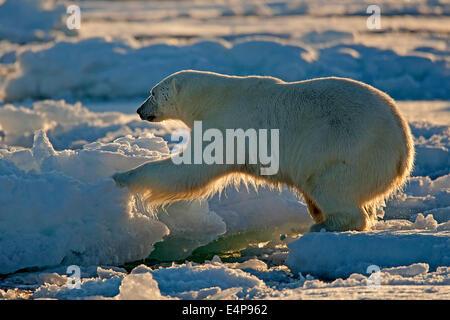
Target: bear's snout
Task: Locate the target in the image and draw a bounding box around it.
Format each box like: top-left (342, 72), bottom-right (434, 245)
top-left (137, 105), bottom-right (156, 121)
top-left (137, 105), bottom-right (144, 119)
top-left (137, 97), bottom-right (157, 121)
top-left (136, 106), bottom-right (146, 120)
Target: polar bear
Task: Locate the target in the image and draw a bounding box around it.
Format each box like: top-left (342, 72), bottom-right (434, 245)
top-left (113, 70), bottom-right (414, 232)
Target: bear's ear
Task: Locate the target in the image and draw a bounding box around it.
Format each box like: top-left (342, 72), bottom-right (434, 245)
top-left (172, 78), bottom-right (179, 95)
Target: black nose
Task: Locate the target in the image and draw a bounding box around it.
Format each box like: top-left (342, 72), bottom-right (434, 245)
top-left (137, 107), bottom-right (142, 115)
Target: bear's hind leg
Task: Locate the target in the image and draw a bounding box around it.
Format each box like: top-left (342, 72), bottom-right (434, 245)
top-left (304, 163), bottom-right (370, 232)
top-left (308, 206), bottom-right (368, 232)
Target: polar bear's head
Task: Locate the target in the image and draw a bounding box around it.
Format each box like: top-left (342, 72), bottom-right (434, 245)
top-left (137, 74), bottom-right (181, 122)
top-left (137, 70), bottom-right (226, 125)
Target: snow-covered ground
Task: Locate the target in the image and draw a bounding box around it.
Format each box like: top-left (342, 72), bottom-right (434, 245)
top-left (0, 0), bottom-right (449, 299)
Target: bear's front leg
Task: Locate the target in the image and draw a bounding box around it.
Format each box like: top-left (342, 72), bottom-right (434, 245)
top-left (112, 160), bottom-right (165, 189)
top-left (112, 157), bottom-right (234, 203)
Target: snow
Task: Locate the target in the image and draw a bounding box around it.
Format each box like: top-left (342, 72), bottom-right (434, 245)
top-left (384, 173), bottom-right (450, 220)
top-left (3, 38), bottom-right (449, 102)
top-left (0, 0), bottom-right (449, 299)
top-left (115, 271), bottom-right (164, 300)
top-left (150, 262), bottom-right (265, 298)
top-left (0, 0), bottom-right (68, 44)
top-left (2, 259), bottom-right (449, 300)
top-left (0, 131), bottom-right (170, 274)
top-left (286, 225), bottom-right (450, 279)
top-left (0, 100), bottom-right (137, 148)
